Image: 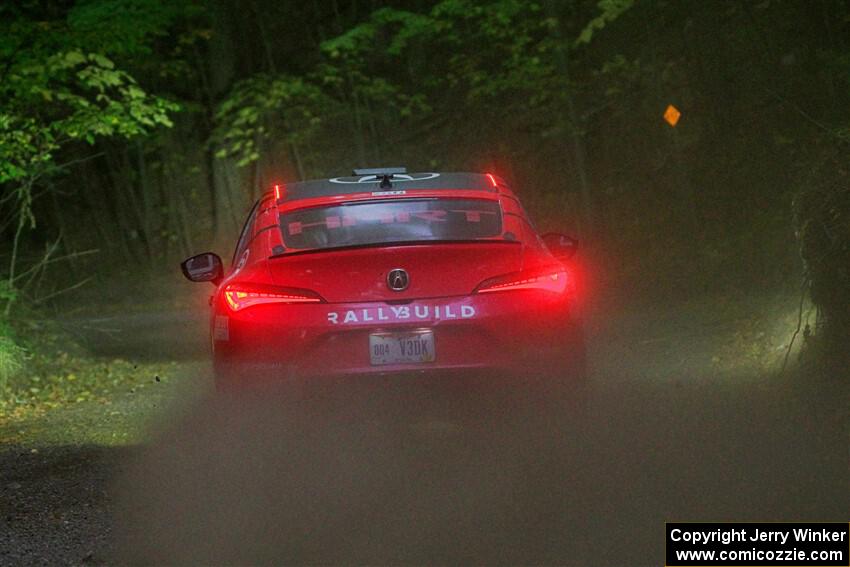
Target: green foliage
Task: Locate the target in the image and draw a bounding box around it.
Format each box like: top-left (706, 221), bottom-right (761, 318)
top-left (4, 0), bottom-right (847, 375)
top-left (0, 46), bottom-right (177, 190)
top-left (211, 0), bottom-right (590, 177)
top-left (0, 319), bottom-right (180, 423)
top-left (575, 0), bottom-right (635, 47)
top-left (213, 74), bottom-right (329, 166)
top-left (305, 0), bottom-right (634, 146)
top-left (0, 1), bottom-right (183, 219)
top-left (0, 281), bottom-right (17, 307)
top-left (67, 0), bottom-right (191, 56)
top-left (0, 321), bottom-right (25, 400)
top-left (3, 352), bottom-right (174, 413)
top-left (321, 0), bottom-right (554, 103)
top-left (0, 0), bottom-right (183, 315)
top-left (322, 8), bottom-right (420, 58)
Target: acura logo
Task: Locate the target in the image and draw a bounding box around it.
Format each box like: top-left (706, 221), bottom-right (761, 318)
top-left (387, 268), bottom-right (410, 292)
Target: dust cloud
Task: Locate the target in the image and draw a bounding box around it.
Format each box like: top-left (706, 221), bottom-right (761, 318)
top-left (113, 362), bottom-right (848, 565)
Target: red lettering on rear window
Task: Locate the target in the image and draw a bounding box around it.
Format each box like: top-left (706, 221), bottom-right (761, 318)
top-left (280, 199), bottom-right (503, 250)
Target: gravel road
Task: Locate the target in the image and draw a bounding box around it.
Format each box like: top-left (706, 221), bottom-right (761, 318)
top-left (1, 295), bottom-right (847, 565)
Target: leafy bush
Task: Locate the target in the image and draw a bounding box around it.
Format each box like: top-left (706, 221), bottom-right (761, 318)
top-left (0, 322), bottom-right (25, 400)
top-left (0, 313), bottom-right (179, 421)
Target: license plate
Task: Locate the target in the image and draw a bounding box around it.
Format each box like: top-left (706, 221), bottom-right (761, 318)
top-left (369, 331), bottom-right (435, 365)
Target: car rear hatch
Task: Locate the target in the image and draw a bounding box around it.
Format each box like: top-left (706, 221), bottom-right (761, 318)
top-left (267, 242), bottom-right (522, 302)
top-left (268, 197), bottom-right (523, 302)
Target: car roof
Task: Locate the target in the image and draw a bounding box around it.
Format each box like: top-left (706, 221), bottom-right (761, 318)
top-left (277, 172), bottom-right (505, 202)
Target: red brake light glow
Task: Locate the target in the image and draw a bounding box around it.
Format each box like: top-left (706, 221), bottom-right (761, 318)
top-left (223, 284), bottom-right (322, 311)
top-left (274, 184), bottom-right (284, 201)
top-left (485, 173), bottom-right (498, 188)
top-left (475, 268), bottom-right (569, 294)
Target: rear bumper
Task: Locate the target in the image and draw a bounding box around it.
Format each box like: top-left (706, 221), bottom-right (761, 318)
top-left (212, 291), bottom-right (582, 386)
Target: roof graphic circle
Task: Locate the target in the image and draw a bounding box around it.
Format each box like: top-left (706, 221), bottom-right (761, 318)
top-left (328, 172), bottom-right (440, 184)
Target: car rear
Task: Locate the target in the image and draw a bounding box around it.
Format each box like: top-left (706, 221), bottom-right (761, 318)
top-left (212, 173), bottom-right (583, 389)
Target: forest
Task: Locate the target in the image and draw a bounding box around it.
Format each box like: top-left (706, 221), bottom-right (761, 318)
top-left (1, 1), bottom-right (849, 564)
top-left (0, 0), bottom-right (848, 392)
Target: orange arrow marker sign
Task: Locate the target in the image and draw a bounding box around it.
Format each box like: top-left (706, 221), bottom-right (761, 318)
top-left (664, 104), bottom-right (681, 127)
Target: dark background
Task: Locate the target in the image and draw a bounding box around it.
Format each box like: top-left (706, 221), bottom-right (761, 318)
top-left (4, 0), bottom-right (849, 307)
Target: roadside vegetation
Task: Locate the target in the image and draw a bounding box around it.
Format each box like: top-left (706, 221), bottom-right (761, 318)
top-left (0, 310), bottom-right (182, 437)
top-left (2, 0), bottom-right (849, 420)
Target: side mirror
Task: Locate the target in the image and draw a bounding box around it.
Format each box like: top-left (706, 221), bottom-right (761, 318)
top-left (541, 233), bottom-right (579, 261)
top-left (181, 252), bottom-right (223, 285)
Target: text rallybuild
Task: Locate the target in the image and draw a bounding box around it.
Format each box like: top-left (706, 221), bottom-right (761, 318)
top-left (665, 522), bottom-right (850, 566)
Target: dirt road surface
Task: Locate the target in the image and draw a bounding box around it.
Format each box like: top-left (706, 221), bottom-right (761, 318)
top-left (1, 294), bottom-right (847, 565)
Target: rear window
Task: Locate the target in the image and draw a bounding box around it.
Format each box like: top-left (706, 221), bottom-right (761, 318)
top-left (280, 199), bottom-right (502, 251)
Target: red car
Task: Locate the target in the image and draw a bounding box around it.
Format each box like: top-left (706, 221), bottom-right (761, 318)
top-left (181, 169), bottom-right (585, 392)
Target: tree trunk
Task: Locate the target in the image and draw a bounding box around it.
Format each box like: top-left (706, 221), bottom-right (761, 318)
top-left (135, 141), bottom-right (157, 266)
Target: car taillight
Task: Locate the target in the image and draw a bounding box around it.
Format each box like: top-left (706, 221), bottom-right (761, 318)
top-left (223, 284), bottom-right (323, 311)
top-left (474, 267), bottom-right (569, 294)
